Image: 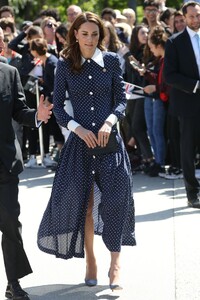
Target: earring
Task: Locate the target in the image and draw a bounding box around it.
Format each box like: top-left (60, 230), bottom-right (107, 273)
top-left (76, 39), bottom-right (78, 42)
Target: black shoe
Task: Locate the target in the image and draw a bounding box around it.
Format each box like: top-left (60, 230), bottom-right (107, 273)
top-left (5, 281), bottom-right (30, 300)
top-left (188, 199), bottom-right (200, 209)
top-left (148, 163), bottom-right (165, 177)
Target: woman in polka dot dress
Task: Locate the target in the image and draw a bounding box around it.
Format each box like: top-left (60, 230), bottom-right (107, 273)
top-left (37, 12), bottom-right (136, 290)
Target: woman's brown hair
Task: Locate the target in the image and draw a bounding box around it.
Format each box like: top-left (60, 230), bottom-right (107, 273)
top-left (148, 25), bottom-right (170, 49)
top-left (29, 38), bottom-right (48, 56)
top-left (103, 20), bottom-right (123, 53)
top-left (62, 12), bottom-right (105, 73)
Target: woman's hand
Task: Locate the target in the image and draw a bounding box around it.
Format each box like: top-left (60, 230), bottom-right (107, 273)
top-left (75, 126), bottom-right (98, 148)
top-left (98, 121), bottom-right (112, 147)
top-left (143, 85), bottom-right (156, 94)
top-left (129, 56), bottom-right (146, 76)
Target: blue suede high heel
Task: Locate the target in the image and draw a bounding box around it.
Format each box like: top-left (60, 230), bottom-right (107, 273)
top-left (84, 279), bottom-right (98, 287)
top-left (108, 269), bottom-right (123, 291)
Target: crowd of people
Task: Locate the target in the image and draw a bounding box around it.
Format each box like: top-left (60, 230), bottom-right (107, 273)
top-left (0, 2), bottom-right (197, 178)
top-left (0, 1), bottom-right (200, 299)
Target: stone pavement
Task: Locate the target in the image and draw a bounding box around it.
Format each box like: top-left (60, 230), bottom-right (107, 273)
top-left (0, 168), bottom-right (200, 300)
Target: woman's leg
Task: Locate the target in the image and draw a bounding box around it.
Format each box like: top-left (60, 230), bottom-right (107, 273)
top-left (152, 100), bottom-right (167, 166)
top-left (144, 97), bottom-right (156, 157)
top-left (109, 252), bottom-right (121, 285)
top-left (84, 187), bottom-right (97, 280)
top-left (132, 99), bottom-right (153, 160)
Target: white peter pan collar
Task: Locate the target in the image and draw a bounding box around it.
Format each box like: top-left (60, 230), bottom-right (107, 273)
top-left (81, 48), bottom-right (104, 67)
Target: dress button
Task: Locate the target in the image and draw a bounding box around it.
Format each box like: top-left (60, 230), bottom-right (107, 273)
top-left (89, 91), bottom-right (93, 95)
top-left (92, 170), bottom-right (95, 174)
top-left (93, 155), bottom-right (96, 159)
top-left (88, 59), bottom-right (90, 63)
top-left (92, 122), bottom-right (95, 126)
top-left (88, 75), bottom-right (92, 79)
top-left (91, 106), bottom-right (94, 111)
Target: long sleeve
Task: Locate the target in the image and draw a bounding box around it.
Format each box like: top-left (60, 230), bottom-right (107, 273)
top-left (111, 54), bottom-right (126, 120)
top-left (53, 59), bottom-right (74, 128)
top-left (42, 55), bottom-right (58, 103)
top-left (164, 37), bottom-right (198, 93)
top-left (8, 32), bottom-right (27, 55)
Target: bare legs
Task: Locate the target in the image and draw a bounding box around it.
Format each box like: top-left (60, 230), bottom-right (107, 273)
top-left (84, 187), bottom-right (122, 289)
top-left (109, 252), bottom-right (121, 287)
top-left (84, 187), bottom-right (97, 281)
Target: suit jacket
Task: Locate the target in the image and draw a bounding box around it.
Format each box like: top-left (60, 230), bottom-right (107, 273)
top-left (164, 29), bottom-right (200, 117)
top-left (0, 62), bottom-right (36, 174)
top-left (0, 55), bottom-right (8, 64)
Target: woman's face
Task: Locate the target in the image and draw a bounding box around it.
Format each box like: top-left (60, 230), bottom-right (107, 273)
top-left (43, 20), bottom-right (57, 43)
top-left (56, 32), bottom-right (66, 45)
top-left (138, 27), bottom-right (148, 45)
top-left (74, 21), bottom-right (100, 58)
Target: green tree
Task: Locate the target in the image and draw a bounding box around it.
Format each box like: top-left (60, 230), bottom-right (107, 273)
top-left (7, 0), bottom-right (183, 26)
top-left (8, 0), bottom-right (130, 24)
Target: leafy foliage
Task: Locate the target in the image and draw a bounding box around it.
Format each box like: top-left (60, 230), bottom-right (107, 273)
top-left (7, 0), bottom-right (183, 26)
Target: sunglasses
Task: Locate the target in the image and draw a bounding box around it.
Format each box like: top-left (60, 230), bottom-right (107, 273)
top-left (46, 22), bottom-right (57, 28)
top-left (145, 9), bottom-right (158, 14)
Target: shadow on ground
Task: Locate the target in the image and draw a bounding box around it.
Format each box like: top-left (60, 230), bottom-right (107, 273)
top-left (24, 284), bottom-right (121, 300)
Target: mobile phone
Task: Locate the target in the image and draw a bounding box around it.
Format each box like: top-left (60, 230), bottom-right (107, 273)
top-left (130, 61), bottom-right (145, 72)
top-left (130, 60), bottom-right (141, 68)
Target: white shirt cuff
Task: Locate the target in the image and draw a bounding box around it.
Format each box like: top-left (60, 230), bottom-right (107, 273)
top-left (105, 114), bottom-right (118, 126)
top-left (35, 112), bottom-right (42, 127)
top-left (67, 120), bottom-right (81, 132)
top-left (193, 80), bottom-right (199, 93)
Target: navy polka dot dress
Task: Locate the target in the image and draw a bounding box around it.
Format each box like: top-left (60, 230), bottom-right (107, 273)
top-left (37, 51), bottom-right (136, 259)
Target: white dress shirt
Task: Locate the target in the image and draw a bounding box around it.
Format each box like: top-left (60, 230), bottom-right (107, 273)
top-left (186, 26), bottom-right (200, 92)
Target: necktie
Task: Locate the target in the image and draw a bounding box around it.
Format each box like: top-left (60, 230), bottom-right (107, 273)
top-left (195, 33), bottom-right (200, 52)
top-left (194, 34), bottom-right (200, 77)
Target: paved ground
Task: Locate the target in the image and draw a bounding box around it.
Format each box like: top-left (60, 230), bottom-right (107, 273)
top-left (1, 167), bottom-right (200, 300)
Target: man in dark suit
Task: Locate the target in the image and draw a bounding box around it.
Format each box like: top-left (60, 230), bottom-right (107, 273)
top-left (164, 1), bottom-right (200, 208)
top-left (0, 27), bottom-right (53, 300)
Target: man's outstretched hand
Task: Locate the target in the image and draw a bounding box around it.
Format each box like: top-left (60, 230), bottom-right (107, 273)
top-left (37, 95), bottom-right (53, 124)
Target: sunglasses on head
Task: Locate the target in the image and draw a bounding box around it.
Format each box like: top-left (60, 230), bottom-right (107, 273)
top-left (46, 22), bottom-right (57, 28)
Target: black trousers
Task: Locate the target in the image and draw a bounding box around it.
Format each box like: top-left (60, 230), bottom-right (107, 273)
top-left (0, 161), bottom-right (32, 282)
top-left (179, 115), bottom-right (200, 201)
top-left (167, 114), bottom-right (181, 169)
top-left (125, 99), bottom-right (153, 160)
